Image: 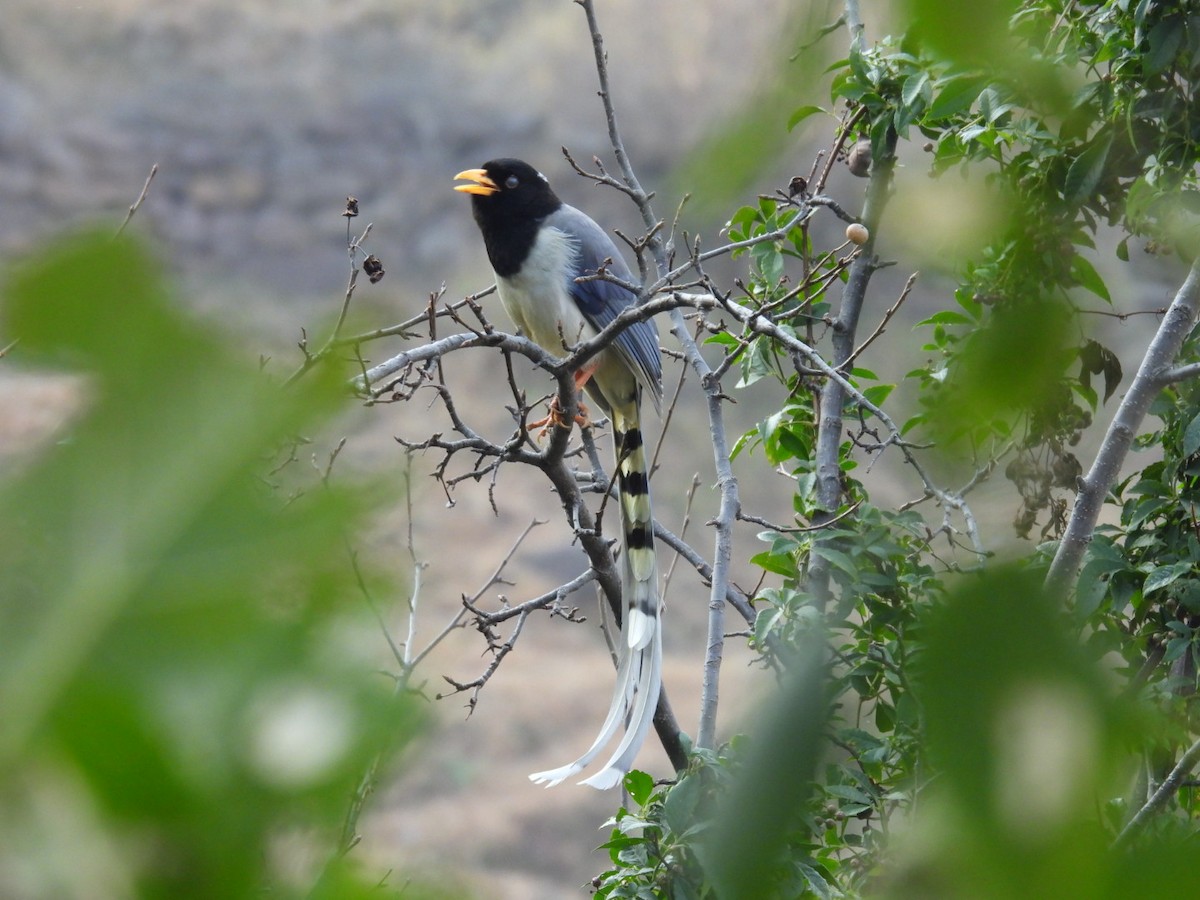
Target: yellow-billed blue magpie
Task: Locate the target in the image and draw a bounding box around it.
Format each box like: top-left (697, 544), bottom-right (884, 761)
top-left (454, 159), bottom-right (662, 789)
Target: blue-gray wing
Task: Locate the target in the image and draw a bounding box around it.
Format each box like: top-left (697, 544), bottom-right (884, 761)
top-left (545, 205), bottom-right (662, 411)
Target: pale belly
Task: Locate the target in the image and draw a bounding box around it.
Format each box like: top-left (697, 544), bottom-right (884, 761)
top-left (494, 225), bottom-right (639, 414)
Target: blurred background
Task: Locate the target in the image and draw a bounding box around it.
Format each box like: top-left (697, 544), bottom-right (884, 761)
top-left (0, 1), bottom-right (1183, 897)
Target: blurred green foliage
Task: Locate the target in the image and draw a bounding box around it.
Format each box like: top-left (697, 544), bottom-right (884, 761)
top-left (593, 569), bottom-right (1200, 899)
top-left (0, 232), bottom-right (421, 899)
top-left (593, 1), bottom-right (1200, 898)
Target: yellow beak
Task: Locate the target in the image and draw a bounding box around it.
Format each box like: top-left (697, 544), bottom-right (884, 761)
top-left (453, 168), bottom-right (499, 196)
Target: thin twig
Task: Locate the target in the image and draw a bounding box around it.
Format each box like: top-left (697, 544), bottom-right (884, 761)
top-left (408, 519), bottom-right (545, 671)
top-left (114, 163), bottom-right (159, 238)
top-left (662, 474), bottom-right (701, 601)
top-left (738, 499), bottom-right (864, 534)
top-left (845, 272), bottom-right (918, 366)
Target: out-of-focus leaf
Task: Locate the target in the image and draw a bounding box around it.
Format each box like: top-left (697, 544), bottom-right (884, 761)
top-left (901, 0), bottom-right (1020, 72)
top-left (927, 75), bottom-right (985, 120)
top-left (925, 298), bottom-right (1076, 442)
top-left (1144, 16), bottom-right (1185, 76)
top-left (0, 231), bottom-right (421, 899)
top-left (787, 104), bottom-right (826, 131)
top-left (884, 567), bottom-right (1180, 900)
top-left (698, 631), bottom-right (827, 900)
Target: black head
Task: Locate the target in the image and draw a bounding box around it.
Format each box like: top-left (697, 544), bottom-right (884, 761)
top-left (453, 158), bottom-right (561, 224)
top-left (454, 159), bottom-right (563, 277)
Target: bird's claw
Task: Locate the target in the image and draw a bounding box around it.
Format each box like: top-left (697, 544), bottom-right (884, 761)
top-left (529, 395), bottom-right (591, 438)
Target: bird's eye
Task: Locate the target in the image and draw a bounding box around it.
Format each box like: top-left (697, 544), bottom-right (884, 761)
top-left (505, 175), bottom-right (520, 190)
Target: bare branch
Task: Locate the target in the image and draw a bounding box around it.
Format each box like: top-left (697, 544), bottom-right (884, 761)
top-left (1046, 258), bottom-right (1200, 597)
top-left (466, 568), bottom-right (597, 627)
top-left (1115, 736), bottom-right (1200, 849)
top-left (806, 121), bottom-right (899, 612)
top-left (662, 474), bottom-right (701, 600)
top-left (1159, 359), bottom-right (1200, 385)
top-left (738, 499), bottom-right (864, 534)
top-left (438, 609), bottom-right (532, 715)
top-left (408, 519), bottom-right (546, 672)
top-left (575, 0), bottom-right (658, 242)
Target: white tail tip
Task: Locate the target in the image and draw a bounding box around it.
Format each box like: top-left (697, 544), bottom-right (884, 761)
top-left (528, 764), bottom-right (584, 788)
top-left (580, 767), bottom-right (625, 791)
top-left (626, 608), bottom-right (654, 650)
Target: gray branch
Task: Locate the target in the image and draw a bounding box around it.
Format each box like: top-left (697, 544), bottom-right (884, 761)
top-left (807, 127), bottom-right (897, 612)
top-left (577, 0), bottom-right (740, 755)
top-left (1045, 258), bottom-right (1200, 598)
top-left (1115, 736), bottom-right (1200, 849)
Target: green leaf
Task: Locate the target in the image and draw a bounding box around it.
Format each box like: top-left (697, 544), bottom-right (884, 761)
top-left (754, 608), bottom-right (783, 647)
top-left (977, 87), bottom-right (1012, 123)
top-left (623, 770), bottom-right (655, 807)
top-left (725, 205), bottom-right (760, 235)
top-left (927, 75), bottom-right (983, 120)
top-left (825, 783), bottom-right (873, 805)
top-left (751, 549), bottom-right (799, 578)
top-left (787, 105), bottom-right (826, 131)
top-left (811, 545), bottom-right (859, 579)
top-left (1144, 16), bottom-right (1185, 76)
top-left (1071, 255), bottom-right (1111, 302)
top-left (662, 773), bottom-right (702, 836)
top-left (1182, 411), bottom-right (1200, 458)
top-left (901, 72), bottom-right (931, 110)
top-left (751, 240), bottom-right (785, 284)
top-left (917, 310), bottom-right (972, 326)
top-left (738, 336), bottom-right (776, 389)
top-left (1144, 562), bottom-right (1193, 596)
top-left (958, 123), bottom-right (988, 144)
top-left (1164, 636), bottom-right (1190, 663)
top-left (1064, 131), bottom-right (1114, 208)
top-left (798, 862), bottom-right (835, 900)
top-left (863, 384), bottom-right (895, 407)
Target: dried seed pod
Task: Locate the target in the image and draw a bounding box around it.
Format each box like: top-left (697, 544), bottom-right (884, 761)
top-left (362, 254), bottom-right (385, 283)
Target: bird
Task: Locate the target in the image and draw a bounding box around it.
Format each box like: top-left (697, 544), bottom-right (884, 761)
top-left (454, 158), bottom-right (663, 789)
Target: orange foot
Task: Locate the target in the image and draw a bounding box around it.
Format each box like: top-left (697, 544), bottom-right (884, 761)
top-left (529, 394), bottom-right (592, 438)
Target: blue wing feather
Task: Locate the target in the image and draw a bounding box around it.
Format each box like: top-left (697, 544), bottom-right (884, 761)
top-left (546, 205), bottom-right (662, 408)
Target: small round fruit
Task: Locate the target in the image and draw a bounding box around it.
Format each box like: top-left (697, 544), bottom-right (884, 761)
top-left (846, 223), bottom-right (869, 245)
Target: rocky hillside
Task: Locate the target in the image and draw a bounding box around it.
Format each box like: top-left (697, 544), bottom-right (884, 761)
top-left (0, 0), bottom-right (792, 298)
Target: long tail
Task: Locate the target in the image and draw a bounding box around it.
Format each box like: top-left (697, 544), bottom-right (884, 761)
top-left (529, 404), bottom-right (662, 789)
